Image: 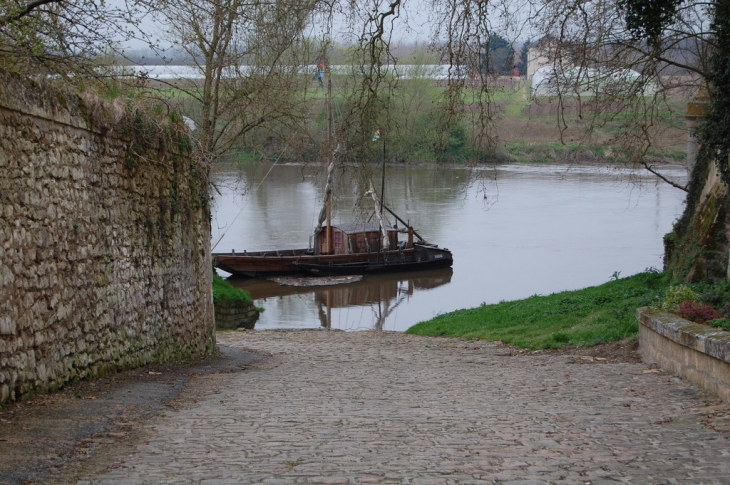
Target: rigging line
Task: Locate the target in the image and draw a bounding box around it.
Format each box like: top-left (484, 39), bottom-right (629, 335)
top-left (210, 153), bottom-right (284, 252)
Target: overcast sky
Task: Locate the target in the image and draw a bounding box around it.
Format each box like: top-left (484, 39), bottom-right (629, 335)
top-left (113, 0), bottom-right (532, 54)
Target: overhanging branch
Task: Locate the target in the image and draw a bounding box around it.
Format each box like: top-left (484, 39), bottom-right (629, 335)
top-left (640, 160), bottom-right (688, 191)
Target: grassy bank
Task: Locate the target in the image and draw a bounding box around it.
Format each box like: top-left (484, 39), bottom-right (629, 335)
top-left (212, 274), bottom-right (253, 305)
top-left (406, 271), bottom-right (669, 349)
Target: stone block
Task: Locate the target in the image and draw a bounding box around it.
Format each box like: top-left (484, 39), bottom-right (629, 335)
top-left (0, 315), bottom-right (15, 335)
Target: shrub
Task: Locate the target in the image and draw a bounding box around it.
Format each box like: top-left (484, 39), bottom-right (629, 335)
top-left (677, 301), bottom-right (723, 324)
top-left (700, 287), bottom-right (726, 306)
top-left (661, 284), bottom-right (699, 312)
top-left (699, 283), bottom-right (730, 311)
top-left (709, 318), bottom-right (730, 331)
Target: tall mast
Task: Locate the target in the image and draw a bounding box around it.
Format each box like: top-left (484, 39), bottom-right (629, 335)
top-left (326, 69), bottom-right (333, 254)
top-left (313, 59), bottom-right (335, 253)
top-left (380, 134), bottom-right (386, 220)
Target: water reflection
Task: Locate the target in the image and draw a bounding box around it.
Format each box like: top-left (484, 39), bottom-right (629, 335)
top-left (230, 268), bottom-right (452, 330)
top-left (212, 162), bottom-right (687, 331)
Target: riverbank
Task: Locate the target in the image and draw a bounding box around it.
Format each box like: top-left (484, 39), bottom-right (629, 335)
top-left (166, 70), bottom-right (689, 166)
top-left (406, 270), bottom-right (669, 349)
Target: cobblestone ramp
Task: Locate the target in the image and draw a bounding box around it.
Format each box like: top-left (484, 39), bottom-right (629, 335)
top-left (78, 331), bottom-right (730, 485)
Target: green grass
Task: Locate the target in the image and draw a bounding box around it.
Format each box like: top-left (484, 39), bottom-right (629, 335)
top-left (406, 270), bottom-right (669, 349)
top-left (213, 274), bottom-right (253, 305)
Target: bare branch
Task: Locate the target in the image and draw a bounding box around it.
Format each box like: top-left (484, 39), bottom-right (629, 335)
top-left (0, 0), bottom-right (64, 27)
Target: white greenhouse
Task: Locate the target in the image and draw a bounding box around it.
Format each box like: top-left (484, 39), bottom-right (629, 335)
top-left (531, 66), bottom-right (656, 97)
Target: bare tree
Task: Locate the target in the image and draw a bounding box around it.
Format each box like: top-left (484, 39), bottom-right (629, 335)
top-left (520, 0), bottom-right (713, 186)
top-left (0, 0), bottom-right (146, 78)
top-left (149, 0), bottom-right (323, 161)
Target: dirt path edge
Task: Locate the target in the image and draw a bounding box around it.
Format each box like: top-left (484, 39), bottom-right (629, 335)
top-left (0, 343), bottom-right (267, 485)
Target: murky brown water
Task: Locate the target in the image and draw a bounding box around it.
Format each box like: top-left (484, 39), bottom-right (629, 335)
top-left (211, 162), bottom-right (687, 331)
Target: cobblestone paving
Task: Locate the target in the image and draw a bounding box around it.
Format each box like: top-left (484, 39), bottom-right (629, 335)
top-left (77, 330), bottom-right (730, 485)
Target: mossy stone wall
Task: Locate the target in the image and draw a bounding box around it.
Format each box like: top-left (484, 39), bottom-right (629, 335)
top-left (0, 72), bottom-right (216, 404)
top-left (664, 156), bottom-right (730, 283)
top-left (214, 300), bottom-right (260, 330)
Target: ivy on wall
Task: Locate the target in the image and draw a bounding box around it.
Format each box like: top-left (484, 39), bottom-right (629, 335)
top-left (700, 2), bottom-right (730, 185)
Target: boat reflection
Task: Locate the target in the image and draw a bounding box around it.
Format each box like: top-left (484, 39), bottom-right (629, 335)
top-left (314, 268), bottom-right (453, 329)
top-left (227, 268), bottom-right (453, 330)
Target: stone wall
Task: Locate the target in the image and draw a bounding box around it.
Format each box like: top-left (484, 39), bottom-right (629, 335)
top-left (0, 72), bottom-right (216, 405)
top-left (638, 307), bottom-right (730, 403)
top-left (214, 300), bottom-right (260, 330)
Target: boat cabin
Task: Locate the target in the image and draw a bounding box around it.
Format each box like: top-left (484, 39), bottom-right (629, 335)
top-left (314, 223), bottom-right (402, 255)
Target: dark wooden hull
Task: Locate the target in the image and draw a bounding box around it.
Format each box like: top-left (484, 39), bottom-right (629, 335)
top-left (213, 247), bottom-right (423, 278)
top-left (213, 248), bottom-right (312, 277)
top-left (292, 245), bottom-right (453, 276)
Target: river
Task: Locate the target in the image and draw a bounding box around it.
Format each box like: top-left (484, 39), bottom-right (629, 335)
top-left (211, 162), bottom-right (687, 332)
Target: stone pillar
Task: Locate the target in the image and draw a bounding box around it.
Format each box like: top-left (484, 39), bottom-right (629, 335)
top-left (685, 87), bottom-right (711, 174)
